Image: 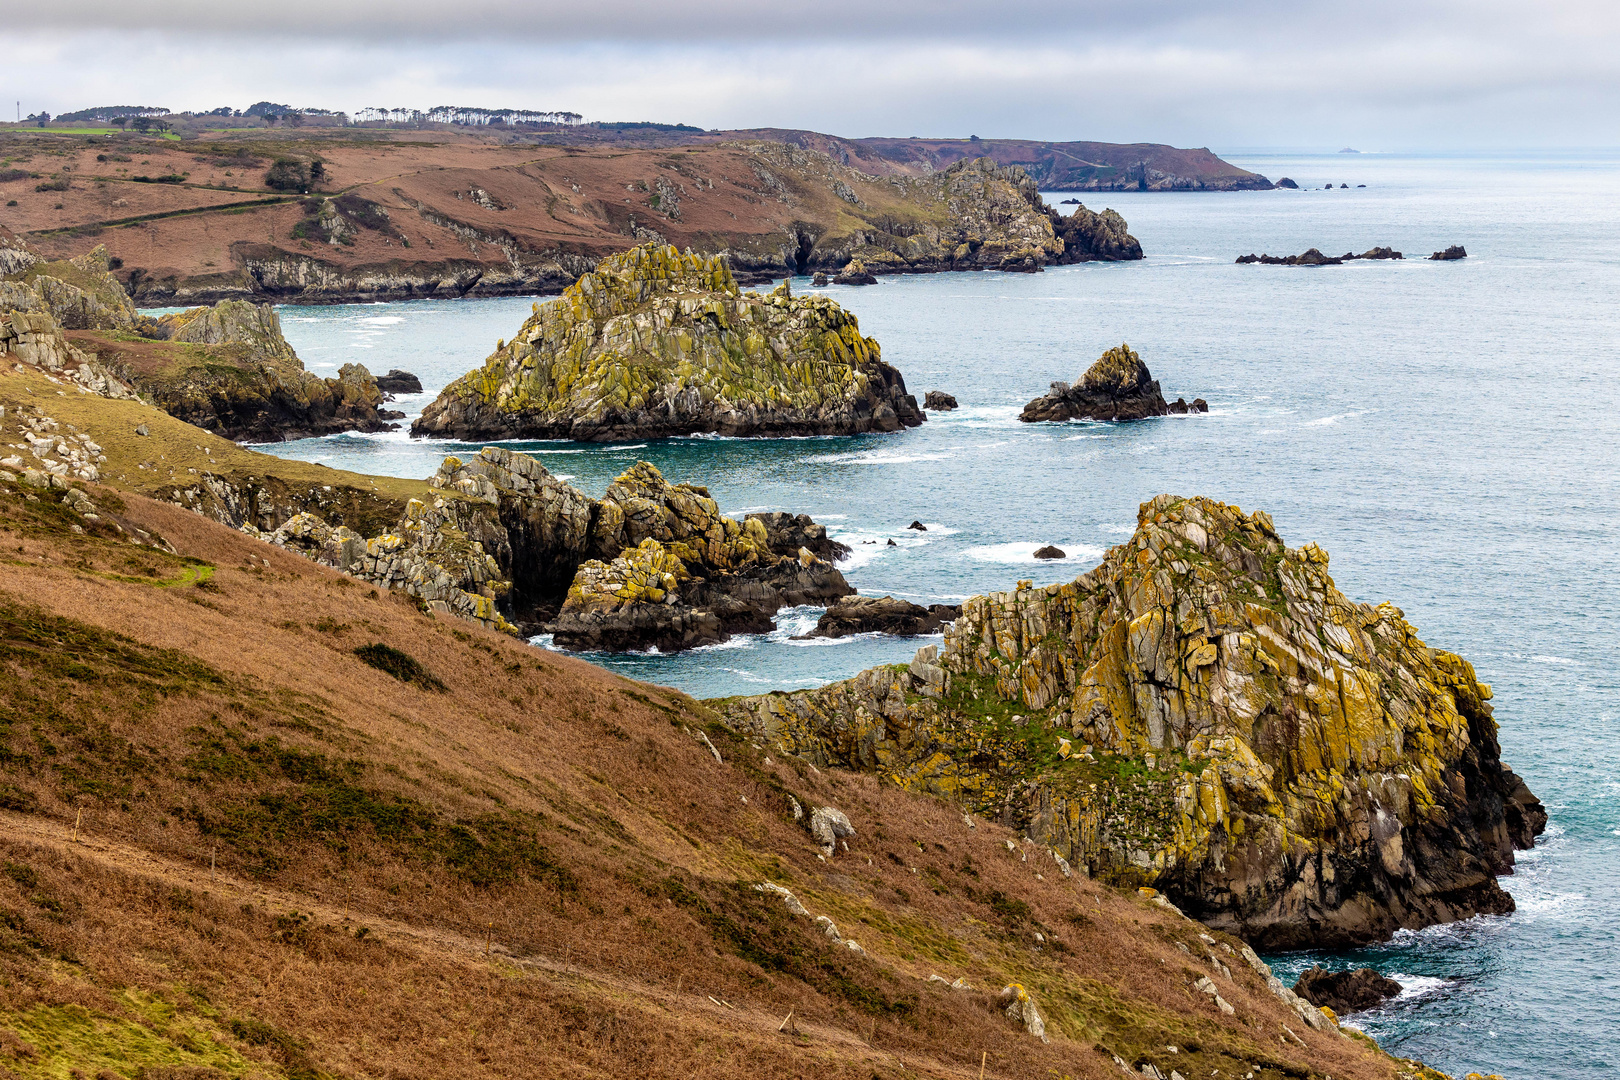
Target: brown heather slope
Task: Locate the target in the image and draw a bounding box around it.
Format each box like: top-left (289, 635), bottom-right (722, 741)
top-left (0, 125), bottom-right (1192, 305)
top-left (0, 376), bottom-right (1454, 1080)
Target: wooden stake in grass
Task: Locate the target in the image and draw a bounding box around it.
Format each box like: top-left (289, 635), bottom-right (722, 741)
top-left (979, 1050), bottom-right (987, 1079)
top-left (778, 1010), bottom-right (794, 1032)
top-left (211, 843), bottom-right (217, 880)
top-left (486, 921), bottom-right (492, 957)
top-left (72, 808), bottom-right (81, 842)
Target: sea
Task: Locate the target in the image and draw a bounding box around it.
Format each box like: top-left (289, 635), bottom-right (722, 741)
top-left (240, 152), bottom-right (1620, 1078)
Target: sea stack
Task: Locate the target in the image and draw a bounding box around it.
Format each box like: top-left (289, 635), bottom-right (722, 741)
top-left (715, 495), bottom-right (1546, 949)
top-left (411, 244), bottom-right (922, 442)
top-left (1019, 343), bottom-right (1205, 423)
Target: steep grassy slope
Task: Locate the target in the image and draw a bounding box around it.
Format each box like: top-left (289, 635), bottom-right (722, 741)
top-left (0, 393), bottom-right (1453, 1080)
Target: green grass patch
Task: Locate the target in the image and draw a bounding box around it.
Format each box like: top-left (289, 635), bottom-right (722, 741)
top-left (0, 998), bottom-right (258, 1080)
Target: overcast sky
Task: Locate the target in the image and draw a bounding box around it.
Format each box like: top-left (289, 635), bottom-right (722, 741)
top-left (4, 1), bottom-right (1617, 149)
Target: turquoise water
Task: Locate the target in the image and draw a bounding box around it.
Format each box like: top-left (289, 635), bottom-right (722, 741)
top-left (255, 153), bottom-right (1620, 1078)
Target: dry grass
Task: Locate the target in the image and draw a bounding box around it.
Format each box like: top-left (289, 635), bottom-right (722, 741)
top-left (0, 397), bottom-right (1421, 1080)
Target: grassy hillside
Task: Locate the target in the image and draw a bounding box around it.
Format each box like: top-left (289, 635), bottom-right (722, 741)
top-left (0, 371), bottom-right (1463, 1080)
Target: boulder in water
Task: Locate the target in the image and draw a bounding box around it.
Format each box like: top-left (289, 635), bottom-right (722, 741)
top-left (1430, 245), bottom-right (1468, 260)
top-left (803, 595), bottom-right (961, 639)
top-left (375, 369), bottom-right (423, 396)
top-left (1019, 343), bottom-right (1191, 423)
top-left (833, 258), bottom-right (878, 285)
top-left (1292, 967), bottom-right (1403, 1014)
top-left (924, 390), bottom-right (958, 410)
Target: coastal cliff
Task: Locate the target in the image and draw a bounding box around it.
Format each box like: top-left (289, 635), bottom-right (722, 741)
top-left (412, 243), bottom-right (922, 442)
top-left (14, 136), bottom-right (1147, 305)
top-left (714, 495), bottom-right (1544, 949)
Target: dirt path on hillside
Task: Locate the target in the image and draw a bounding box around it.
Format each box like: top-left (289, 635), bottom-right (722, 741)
top-left (0, 809), bottom-right (994, 1079)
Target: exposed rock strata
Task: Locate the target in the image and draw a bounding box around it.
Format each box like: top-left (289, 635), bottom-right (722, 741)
top-left (257, 447), bottom-right (851, 648)
top-left (802, 595), bottom-right (962, 639)
top-left (412, 243), bottom-right (923, 442)
top-left (713, 494), bottom-right (1545, 949)
top-left (1020, 344), bottom-right (1204, 424)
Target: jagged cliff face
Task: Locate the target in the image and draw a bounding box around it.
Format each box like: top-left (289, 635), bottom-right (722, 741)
top-left (0, 245), bottom-right (140, 332)
top-left (413, 243), bottom-right (923, 442)
top-left (715, 495), bottom-right (1545, 949)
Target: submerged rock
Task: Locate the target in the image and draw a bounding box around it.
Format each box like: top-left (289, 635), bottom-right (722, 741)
top-left (714, 494), bottom-right (1545, 950)
top-left (923, 390), bottom-right (958, 411)
top-left (803, 595), bottom-right (961, 639)
top-left (1292, 967), bottom-right (1403, 1014)
top-left (1020, 343), bottom-right (1195, 423)
top-left (411, 243), bottom-right (922, 442)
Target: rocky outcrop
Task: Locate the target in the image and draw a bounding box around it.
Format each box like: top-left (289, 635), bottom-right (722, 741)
top-left (1292, 967), bottom-right (1403, 1015)
top-left (833, 259), bottom-right (877, 285)
top-left (1048, 204), bottom-right (1143, 263)
top-left (263, 447), bottom-right (851, 648)
top-left (923, 390), bottom-right (958, 411)
top-left (111, 301), bottom-right (397, 442)
top-left (1020, 344), bottom-right (1204, 423)
top-left (0, 310), bottom-right (139, 402)
top-left (1276, 178), bottom-right (1300, 189)
top-left (0, 245), bottom-right (141, 332)
top-left (0, 236), bottom-right (396, 441)
top-left (802, 595), bottom-right (961, 639)
top-left (546, 461), bottom-right (852, 651)
top-left (1236, 247), bottom-right (1404, 266)
top-left (412, 244), bottom-right (923, 442)
top-left (1430, 246), bottom-right (1468, 261)
top-left (1033, 545), bottom-right (1066, 560)
top-left (375, 369), bottom-right (423, 396)
top-left (713, 494), bottom-right (1545, 950)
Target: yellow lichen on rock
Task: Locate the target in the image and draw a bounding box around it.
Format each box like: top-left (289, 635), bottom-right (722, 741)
top-left (412, 243), bottom-right (923, 441)
top-left (714, 495), bottom-right (1546, 949)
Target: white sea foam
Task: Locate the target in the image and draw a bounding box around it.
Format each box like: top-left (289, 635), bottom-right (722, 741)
top-left (807, 449), bottom-right (954, 465)
top-left (963, 541), bottom-right (1103, 565)
top-left (1529, 654), bottom-right (1582, 665)
top-left (1389, 974), bottom-right (1451, 1001)
top-left (1303, 409), bottom-right (1371, 426)
top-left (359, 316), bottom-right (405, 325)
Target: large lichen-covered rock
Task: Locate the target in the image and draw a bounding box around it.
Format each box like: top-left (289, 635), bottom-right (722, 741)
top-left (1020, 343), bottom-right (1203, 423)
top-left (714, 495), bottom-right (1545, 949)
top-left (411, 243), bottom-right (923, 441)
top-left (0, 310), bottom-right (138, 400)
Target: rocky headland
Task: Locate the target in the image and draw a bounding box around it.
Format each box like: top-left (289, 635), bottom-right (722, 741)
top-left (1237, 247), bottom-right (1404, 266)
top-left (1, 230), bottom-right (396, 440)
top-left (412, 243), bottom-right (924, 442)
top-left (263, 448), bottom-right (852, 650)
top-left (713, 494), bottom-right (1546, 950)
top-left (1020, 344), bottom-right (1206, 423)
